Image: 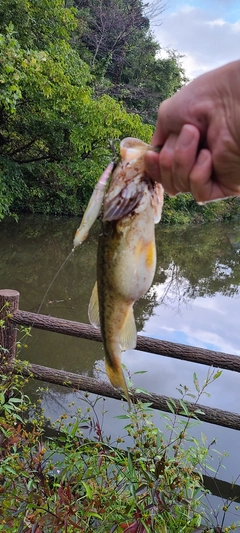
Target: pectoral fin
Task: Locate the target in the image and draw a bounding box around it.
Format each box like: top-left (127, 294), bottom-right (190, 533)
top-left (73, 161), bottom-right (114, 248)
top-left (152, 182), bottom-right (164, 224)
top-left (88, 282), bottom-right (100, 328)
top-left (103, 180), bottom-right (146, 221)
top-left (120, 306), bottom-right (137, 351)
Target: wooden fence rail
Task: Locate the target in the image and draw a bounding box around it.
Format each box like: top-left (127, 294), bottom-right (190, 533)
top-left (19, 363), bottom-right (240, 431)
top-left (1, 289), bottom-right (240, 431)
top-left (11, 309), bottom-right (240, 373)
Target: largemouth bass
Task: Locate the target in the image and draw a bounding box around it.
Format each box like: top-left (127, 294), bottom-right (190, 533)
top-left (74, 138), bottom-right (164, 406)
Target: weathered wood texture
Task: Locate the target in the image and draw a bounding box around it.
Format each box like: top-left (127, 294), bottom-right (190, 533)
top-left (0, 289), bottom-right (19, 363)
top-left (3, 304), bottom-right (240, 430)
top-left (19, 362), bottom-right (240, 431)
top-left (11, 309), bottom-right (240, 373)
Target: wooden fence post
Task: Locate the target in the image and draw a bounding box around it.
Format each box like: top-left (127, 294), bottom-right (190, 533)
top-left (0, 289), bottom-right (19, 365)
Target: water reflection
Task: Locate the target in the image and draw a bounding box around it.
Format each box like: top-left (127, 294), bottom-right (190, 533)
top-left (1, 215), bottom-right (240, 523)
top-left (1, 215), bottom-right (240, 378)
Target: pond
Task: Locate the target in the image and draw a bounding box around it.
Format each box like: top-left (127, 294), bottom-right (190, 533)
top-left (1, 214), bottom-right (240, 526)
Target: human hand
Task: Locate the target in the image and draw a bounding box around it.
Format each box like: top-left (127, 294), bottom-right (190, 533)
top-left (145, 60), bottom-right (240, 203)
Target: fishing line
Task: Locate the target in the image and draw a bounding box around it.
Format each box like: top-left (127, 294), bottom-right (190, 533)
top-left (17, 247), bottom-right (76, 355)
top-left (31, 159), bottom-right (113, 320)
top-left (36, 248), bottom-right (75, 315)
top-left (24, 156), bottom-right (113, 342)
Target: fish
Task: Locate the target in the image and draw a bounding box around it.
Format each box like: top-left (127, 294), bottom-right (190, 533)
top-left (74, 137), bottom-right (164, 406)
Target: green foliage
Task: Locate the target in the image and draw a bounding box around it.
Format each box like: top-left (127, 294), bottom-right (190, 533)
top-left (75, 0), bottom-right (187, 124)
top-left (107, 48), bottom-right (187, 125)
top-left (162, 194), bottom-right (239, 225)
top-left (0, 359), bottom-right (239, 532)
top-left (0, 0), bottom-right (238, 223)
top-left (0, 0), bottom-right (153, 219)
top-left (0, 0), bottom-right (78, 49)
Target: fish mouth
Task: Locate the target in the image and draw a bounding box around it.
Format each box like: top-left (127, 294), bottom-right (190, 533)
top-left (120, 137), bottom-right (162, 162)
top-left (120, 137), bottom-right (149, 162)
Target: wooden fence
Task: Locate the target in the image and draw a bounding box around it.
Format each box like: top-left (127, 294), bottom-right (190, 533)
top-left (2, 288), bottom-right (240, 503)
top-left (1, 288), bottom-right (240, 431)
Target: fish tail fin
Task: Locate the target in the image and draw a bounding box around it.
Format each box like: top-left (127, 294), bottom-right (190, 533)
top-left (106, 360), bottom-right (131, 409)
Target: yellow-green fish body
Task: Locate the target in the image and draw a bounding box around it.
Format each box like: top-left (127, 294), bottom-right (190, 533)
top-left (88, 138), bottom-right (164, 405)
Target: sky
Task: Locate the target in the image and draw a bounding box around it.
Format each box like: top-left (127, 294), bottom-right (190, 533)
top-left (152, 0), bottom-right (240, 78)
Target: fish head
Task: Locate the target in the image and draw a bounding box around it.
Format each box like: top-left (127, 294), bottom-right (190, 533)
top-left (103, 137), bottom-right (163, 222)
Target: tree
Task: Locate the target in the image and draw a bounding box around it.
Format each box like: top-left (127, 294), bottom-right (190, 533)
top-left (74, 0), bottom-right (187, 123)
top-left (0, 0), bottom-right (153, 219)
top-left (106, 48), bottom-right (187, 124)
top-left (75, 0), bottom-right (149, 75)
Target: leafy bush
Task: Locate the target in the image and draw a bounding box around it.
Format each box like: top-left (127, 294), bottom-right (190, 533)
top-left (162, 194), bottom-right (239, 225)
top-left (0, 354), bottom-right (239, 532)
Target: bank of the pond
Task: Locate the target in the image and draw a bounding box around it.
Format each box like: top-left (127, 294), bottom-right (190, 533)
top-left (9, 193), bottom-right (240, 225)
top-left (161, 194), bottom-right (240, 225)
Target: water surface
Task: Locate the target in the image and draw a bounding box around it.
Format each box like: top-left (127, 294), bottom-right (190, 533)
top-left (1, 215), bottom-right (240, 525)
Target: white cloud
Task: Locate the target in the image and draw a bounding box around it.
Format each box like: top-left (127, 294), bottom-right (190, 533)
top-left (207, 18), bottom-right (226, 26)
top-left (178, 3), bottom-right (195, 13)
top-left (145, 288), bottom-right (240, 354)
top-left (153, 4), bottom-right (240, 78)
top-left (232, 20), bottom-right (240, 31)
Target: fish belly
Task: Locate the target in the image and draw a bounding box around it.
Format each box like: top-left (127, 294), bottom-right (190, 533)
top-left (111, 207), bottom-right (156, 302)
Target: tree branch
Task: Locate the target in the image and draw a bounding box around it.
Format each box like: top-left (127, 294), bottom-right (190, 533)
top-left (12, 155), bottom-right (51, 164)
top-left (8, 139), bottom-right (37, 157)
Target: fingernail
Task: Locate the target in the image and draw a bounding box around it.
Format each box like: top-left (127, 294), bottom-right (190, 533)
top-left (179, 126), bottom-right (194, 147)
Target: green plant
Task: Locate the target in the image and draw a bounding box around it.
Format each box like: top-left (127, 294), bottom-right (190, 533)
top-left (161, 194), bottom-right (239, 225)
top-left (0, 362), bottom-right (239, 532)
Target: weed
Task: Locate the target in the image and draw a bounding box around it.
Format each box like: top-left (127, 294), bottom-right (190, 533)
top-left (0, 363), bottom-right (240, 532)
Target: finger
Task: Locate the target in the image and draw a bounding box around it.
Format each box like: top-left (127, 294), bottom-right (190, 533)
top-left (158, 133), bottom-right (179, 196)
top-left (172, 125), bottom-right (200, 192)
top-left (152, 99), bottom-right (172, 146)
top-left (189, 149), bottom-right (214, 202)
top-left (152, 94), bottom-right (191, 147)
top-left (144, 150), bottom-right (161, 182)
